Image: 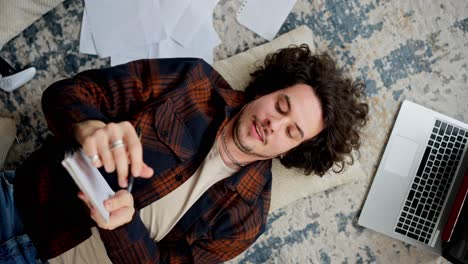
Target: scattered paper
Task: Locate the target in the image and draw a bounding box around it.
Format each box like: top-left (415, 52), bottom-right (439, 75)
top-left (80, 0), bottom-right (222, 65)
top-left (83, 0), bottom-right (165, 57)
top-left (237, 0), bottom-right (297, 41)
top-left (110, 19), bottom-right (221, 66)
top-left (160, 0), bottom-right (192, 38)
top-left (138, 0), bottom-right (166, 44)
top-left (110, 43), bottom-right (158, 66)
top-left (79, 9), bottom-right (97, 55)
top-left (170, 0), bottom-right (220, 47)
top-left (157, 20), bottom-right (221, 64)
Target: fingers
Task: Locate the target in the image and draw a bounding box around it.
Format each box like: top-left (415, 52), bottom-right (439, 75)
top-left (106, 123), bottom-right (127, 183)
top-left (78, 190), bottom-right (135, 230)
top-left (125, 128), bottom-right (143, 176)
top-left (100, 190), bottom-right (135, 230)
top-left (79, 121), bottom-right (153, 188)
top-left (77, 191), bottom-right (90, 205)
top-left (140, 163), bottom-right (154, 178)
top-left (81, 126), bottom-right (116, 171)
top-left (105, 190), bottom-right (135, 230)
top-left (111, 147), bottom-right (129, 188)
top-left (110, 122), bottom-right (153, 186)
top-left (104, 190), bottom-right (133, 211)
top-left (99, 207), bottom-right (135, 230)
top-left (82, 136), bottom-right (103, 168)
top-left (111, 122), bottom-right (133, 187)
top-left (95, 129), bottom-right (115, 172)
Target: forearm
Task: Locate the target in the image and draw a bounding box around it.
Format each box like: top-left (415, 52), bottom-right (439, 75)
top-left (41, 58), bottom-right (206, 140)
top-left (41, 77), bottom-right (111, 141)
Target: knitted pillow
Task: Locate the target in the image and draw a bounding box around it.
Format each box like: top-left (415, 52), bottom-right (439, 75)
top-left (213, 26), bottom-right (367, 213)
top-left (0, 0), bottom-right (63, 48)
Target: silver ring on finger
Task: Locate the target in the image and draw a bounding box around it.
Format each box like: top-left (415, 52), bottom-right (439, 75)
top-left (88, 154), bottom-right (101, 163)
top-left (110, 139), bottom-right (125, 150)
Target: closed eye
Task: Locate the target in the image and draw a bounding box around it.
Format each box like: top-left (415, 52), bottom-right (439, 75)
top-left (276, 95), bottom-right (290, 114)
top-left (287, 127), bottom-right (301, 140)
top-left (277, 94), bottom-right (304, 140)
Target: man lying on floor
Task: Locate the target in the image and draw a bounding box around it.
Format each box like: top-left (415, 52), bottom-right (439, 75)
top-left (9, 45), bottom-right (368, 263)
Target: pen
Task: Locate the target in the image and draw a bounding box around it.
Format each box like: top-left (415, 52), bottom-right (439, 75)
top-left (127, 126), bottom-right (142, 193)
top-left (127, 174), bottom-right (134, 193)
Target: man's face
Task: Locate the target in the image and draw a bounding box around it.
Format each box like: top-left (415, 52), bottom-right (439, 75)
top-left (232, 83), bottom-right (324, 159)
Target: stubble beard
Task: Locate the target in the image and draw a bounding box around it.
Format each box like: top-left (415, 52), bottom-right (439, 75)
top-left (232, 111), bottom-right (273, 159)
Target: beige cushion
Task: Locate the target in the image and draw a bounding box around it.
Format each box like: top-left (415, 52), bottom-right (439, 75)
top-left (0, 0), bottom-right (63, 47)
top-left (213, 26), bottom-right (367, 213)
top-left (0, 118), bottom-right (16, 169)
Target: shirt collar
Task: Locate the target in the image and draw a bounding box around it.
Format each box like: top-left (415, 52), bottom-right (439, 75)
top-left (224, 160), bottom-right (272, 206)
top-left (213, 75), bottom-right (273, 205)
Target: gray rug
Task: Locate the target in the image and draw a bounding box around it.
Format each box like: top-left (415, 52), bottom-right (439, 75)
top-left (1, 0), bottom-right (467, 263)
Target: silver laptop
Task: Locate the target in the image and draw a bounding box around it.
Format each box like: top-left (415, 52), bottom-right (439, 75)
top-left (359, 100), bottom-right (468, 255)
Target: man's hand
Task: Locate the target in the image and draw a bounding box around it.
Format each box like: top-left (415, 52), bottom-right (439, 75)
top-left (78, 190), bottom-right (134, 230)
top-left (73, 120), bottom-right (154, 188)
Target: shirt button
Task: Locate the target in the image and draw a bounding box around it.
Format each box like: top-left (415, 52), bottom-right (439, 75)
top-left (175, 174), bottom-right (183, 181)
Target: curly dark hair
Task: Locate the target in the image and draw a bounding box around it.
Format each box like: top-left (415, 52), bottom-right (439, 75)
top-left (245, 44), bottom-right (369, 176)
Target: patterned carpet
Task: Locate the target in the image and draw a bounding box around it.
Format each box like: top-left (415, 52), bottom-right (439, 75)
top-left (1, 0), bottom-right (468, 263)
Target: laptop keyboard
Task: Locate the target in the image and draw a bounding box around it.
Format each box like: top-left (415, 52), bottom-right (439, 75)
top-left (394, 119), bottom-right (468, 244)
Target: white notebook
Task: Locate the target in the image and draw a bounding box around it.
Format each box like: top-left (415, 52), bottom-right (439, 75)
top-left (62, 150), bottom-right (115, 222)
top-left (236, 0), bottom-right (297, 41)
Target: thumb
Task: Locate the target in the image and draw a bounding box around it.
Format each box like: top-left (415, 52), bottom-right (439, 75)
top-left (139, 163), bottom-right (154, 178)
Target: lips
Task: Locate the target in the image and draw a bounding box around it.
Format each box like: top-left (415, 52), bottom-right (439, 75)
top-left (253, 121), bottom-right (264, 144)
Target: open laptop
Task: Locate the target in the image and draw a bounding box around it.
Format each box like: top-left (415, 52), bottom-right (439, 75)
top-left (359, 100), bottom-right (468, 256)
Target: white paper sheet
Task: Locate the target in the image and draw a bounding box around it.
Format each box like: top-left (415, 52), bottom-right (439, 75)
top-left (110, 43), bottom-right (158, 66)
top-left (82, 0), bottom-right (221, 64)
top-left (237, 0), bottom-right (297, 41)
top-left (111, 18), bottom-right (220, 66)
top-left (138, 0), bottom-right (166, 44)
top-left (83, 0), bottom-right (165, 57)
top-left (79, 9), bottom-right (98, 55)
top-left (170, 0), bottom-right (220, 47)
top-left (160, 0), bottom-right (192, 37)
top-left (158, 20), bottom-right (221, 64)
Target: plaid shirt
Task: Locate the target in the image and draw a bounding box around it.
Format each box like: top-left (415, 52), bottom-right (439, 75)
top-left (14, 58), bottom-right (272, 263)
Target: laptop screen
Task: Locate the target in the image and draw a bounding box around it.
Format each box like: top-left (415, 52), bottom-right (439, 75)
top-left (442, 169), bottom-right (468, 242)
top-left (442, 169), bottom-right (468, 263)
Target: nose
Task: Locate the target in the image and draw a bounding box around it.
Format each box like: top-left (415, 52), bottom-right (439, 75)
top-left (264, 115), bottom-right (289, 134)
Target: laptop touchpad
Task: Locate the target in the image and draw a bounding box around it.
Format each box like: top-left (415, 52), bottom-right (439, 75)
top-left (384, 135), bottom-right (419, 178)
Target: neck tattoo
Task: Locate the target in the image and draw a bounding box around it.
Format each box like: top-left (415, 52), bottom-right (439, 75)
top-left (221, 127), bottom-right (244, 168)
